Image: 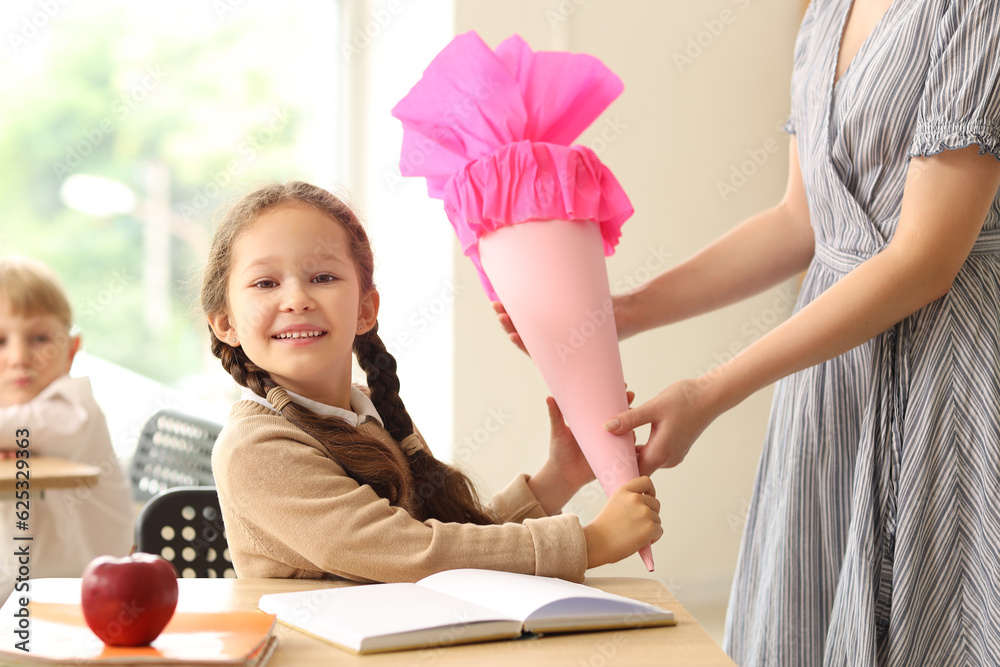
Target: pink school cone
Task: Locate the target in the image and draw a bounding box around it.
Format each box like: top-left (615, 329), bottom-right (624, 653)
top-left (479, 219), bottom-right (654, 571)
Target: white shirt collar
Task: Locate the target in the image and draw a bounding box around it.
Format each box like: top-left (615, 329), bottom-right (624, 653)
top-left (240, 385), bottom-right (384, 428)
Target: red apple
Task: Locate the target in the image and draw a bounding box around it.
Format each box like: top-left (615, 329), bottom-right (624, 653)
top-left (80, 553), bottom-right (179, 646)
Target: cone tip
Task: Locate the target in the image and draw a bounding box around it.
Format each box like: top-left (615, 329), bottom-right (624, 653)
top-left (639, 545), bottom-right (654, 571)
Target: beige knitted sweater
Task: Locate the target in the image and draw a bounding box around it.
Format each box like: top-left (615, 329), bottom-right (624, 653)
top-left (212, 400), bottom-right (588, 583)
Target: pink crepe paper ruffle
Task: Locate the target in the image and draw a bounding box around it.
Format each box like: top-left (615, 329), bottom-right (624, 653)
top-left (392, 31), bottom-right (633, 299)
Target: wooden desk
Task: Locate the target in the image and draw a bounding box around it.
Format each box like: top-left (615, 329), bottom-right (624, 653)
top-left (0, 455), bottom-right (101, 492)
top-left (13, 577), bottom-right (736, 666)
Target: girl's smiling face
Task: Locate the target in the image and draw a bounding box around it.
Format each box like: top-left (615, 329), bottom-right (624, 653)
top-left (209, 202), bottom-right (378, 409)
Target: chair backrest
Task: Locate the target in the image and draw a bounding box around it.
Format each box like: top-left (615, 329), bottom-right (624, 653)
top-left (130, 409), bottom-right (223, 501)
top-left (135, 486), bottom-right (234, 578)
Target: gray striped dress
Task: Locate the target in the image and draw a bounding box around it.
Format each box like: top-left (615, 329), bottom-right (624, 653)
top-left (722, 1), bottom-right (1000, 665)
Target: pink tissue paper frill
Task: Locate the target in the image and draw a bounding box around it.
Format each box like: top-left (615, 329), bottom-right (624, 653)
top-left (392, 31), bottom-right (633, 299)
top-left (448, 140), bottom-right (632, 300)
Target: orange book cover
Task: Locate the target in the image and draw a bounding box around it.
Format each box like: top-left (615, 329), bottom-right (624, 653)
top-left (0, 600), bottom-right (277, 666)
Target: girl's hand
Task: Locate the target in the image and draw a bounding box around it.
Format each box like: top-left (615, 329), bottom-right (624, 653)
top-left (544, 396), bottom-right (596, 491)
top-left (583, 476), bottom-right (662, 568)
top-left (546, 391), bottom-right (636, 488)
top-left (604, 378), bottom-right (720, 475)
top-left (528, 391), bottom-right (636, 515)
top-left (0, 450), bottom-right (16, 460)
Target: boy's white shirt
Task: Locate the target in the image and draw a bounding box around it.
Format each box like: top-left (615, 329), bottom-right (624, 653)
top-left (0, 374), bottom-right (134, 598)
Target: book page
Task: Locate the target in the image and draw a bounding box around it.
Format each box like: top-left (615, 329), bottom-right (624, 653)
top-left (417, 569), bottom-right (674, 632)
top-left (258, 582), bottom-right (522, 653)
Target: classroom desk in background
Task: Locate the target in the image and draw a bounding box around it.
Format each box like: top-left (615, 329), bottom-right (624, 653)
top-left (0, 455), bottom-right (100, 493)
top-left (18, 577), bottom-right (735, 666)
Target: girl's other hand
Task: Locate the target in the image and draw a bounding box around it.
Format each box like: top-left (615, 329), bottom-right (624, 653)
top-left (544, 396), bottom-right (595, 491)
top-left (528, 390), bottom-right (636, 515)
top-left (604, 378), bottom-right (720, 475)
top-left (583, 476), bottom-right (661, 568)
top-left (545, 390), bottom-right (636, 490)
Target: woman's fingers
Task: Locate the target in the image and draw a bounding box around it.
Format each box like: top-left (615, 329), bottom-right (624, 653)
top-left (604, 400), bottom-right (654, 434)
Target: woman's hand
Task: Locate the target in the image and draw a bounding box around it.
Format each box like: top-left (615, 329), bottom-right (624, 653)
top-left (583, 476), bottom-right (662, 568)
top-left (604, 378), bottom-right (721, 475)
top-left (491, 301), bottom-right (528, 354)
top-left (528, 391), bottom-right (636, 515)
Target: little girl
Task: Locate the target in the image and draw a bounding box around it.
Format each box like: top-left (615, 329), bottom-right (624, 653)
top-left (202, 181), bottom-right (661, 583)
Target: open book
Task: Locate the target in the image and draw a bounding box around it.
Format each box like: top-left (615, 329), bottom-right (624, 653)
top-left (257, 568), bottom-right (675, 654)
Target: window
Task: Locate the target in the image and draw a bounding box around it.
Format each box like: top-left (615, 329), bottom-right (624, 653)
top-left (1, 0), bottom-right (343, 412)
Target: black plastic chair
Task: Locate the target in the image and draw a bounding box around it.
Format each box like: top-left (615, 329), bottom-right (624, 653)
top-left (135, 486), bottom-right (234, 578)
top-left (130, 409), bottom-right (223, 501)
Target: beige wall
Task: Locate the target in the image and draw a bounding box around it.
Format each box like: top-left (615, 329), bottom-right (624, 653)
top-left (452, 0), bottom-right (802, 609)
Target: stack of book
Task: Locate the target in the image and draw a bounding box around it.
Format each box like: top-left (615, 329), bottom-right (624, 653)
top-left (0, 586), bottom-right (277, 666)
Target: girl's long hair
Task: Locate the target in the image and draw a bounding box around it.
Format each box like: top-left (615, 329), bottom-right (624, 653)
top-left (201, 181), bottom-right (494, 524)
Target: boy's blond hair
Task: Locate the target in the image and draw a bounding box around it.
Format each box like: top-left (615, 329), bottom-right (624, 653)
top-left (0, 255), bottom-right (73, 329)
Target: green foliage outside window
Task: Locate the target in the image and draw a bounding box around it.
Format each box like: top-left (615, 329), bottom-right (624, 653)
top-left (1, 1), bottom-right (340, 387)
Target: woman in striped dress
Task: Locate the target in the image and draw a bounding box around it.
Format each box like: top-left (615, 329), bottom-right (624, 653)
top-left (599, 1), bottom-right (1000, 665)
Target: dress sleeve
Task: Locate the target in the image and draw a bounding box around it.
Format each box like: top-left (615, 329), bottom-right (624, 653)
top-left (908, 0), bottom-right (1000, 160)
top-left (783, 114), bottom-right (796, 136)
top-left (784, 0), bottom-right (822, 137)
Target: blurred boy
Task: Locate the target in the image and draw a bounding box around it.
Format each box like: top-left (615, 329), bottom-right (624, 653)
top-left (0, 256), bottom-right (133, 601)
